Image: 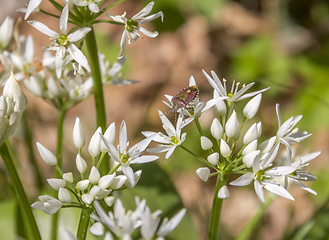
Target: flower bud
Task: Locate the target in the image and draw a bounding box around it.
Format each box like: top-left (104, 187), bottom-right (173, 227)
top-left (125, 170), bottom-right (142, 189)
top-left (63, 172), bottom-right (73, 183)
top-left (104, 196), bottom-right (115, 207)
top-left (256, 122), bottom-right (262, 138)
top-left (0, 96), bottom-right (7, 118)
top-left (47, 178), bottom-right (66, 191)
top-left (89, 166), bottom-right (100, 184)
top-left (98, 174), bottom-right (116, 189)
top-left (243, 123), bottom-right (258, 145)
top-left (5, 98), bottom-right (14, 116)
top-left (76, 180), bottom-right (90, 190)
top-left (0, 17), bottom-right (14, 48)
top-left (58, 187), bottom-right (71, 203)
top-left (90, 185), bottom-right (102, 197)
top-left (210, 118), bottom-right (223, 140)
top-left (196, 167), bottom-right (210, 182)
top-left (100, 122), bottom-right (115, 152)
top-left (81, 194), bottom-right (94, 205)
top-left (218, 186), bottom-right (230, 199)
top-left (95, 189), bottom-right (111, 199)
top-left (76, 153), bottom-right (87, 174)
top-left (109, 175), bottom-right (127, 189)
top-left (73, 117), bottom-right (85, 149)
top-left (37, 142), bottom-right (57, 166)
top-left (220, 139), bottom-right (231, 158)
top-left (242, 151), bottom-right (260, 168)
top-left (214, 90), bottom-right (226, 116)
top-left (242, 140), bottom-right (258, 155)
top-left (88, 127), bottom-right (102, 157)
top-left (207, 152), bottom-right (219, 166)
top-left (89, 222), bottom-right (104, 236)
top-left (225, 110), bottom-right (240, 140)
top-left (243, 93), bottom-right (262, 119)
top-left (201, 136), bottom-right (213, 150)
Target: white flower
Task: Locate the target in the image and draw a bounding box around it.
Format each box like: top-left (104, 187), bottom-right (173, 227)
top-left (72, 0), bottom-right (101, 13)
top-left (156, 208), bottom-right (186, 238)
top-left (0, 17), bottom-right (14, 49)
top-left (243, 123), bottom-right (259, 145)
top-left (100, 122), bottom-right (115, 153)
top-left (28, 5), bottom-right (91, 77)
top-left (142, 110), bottom-right (186, 159)
top-left (107, 1), bottom-right (164, 58)
top-left (163, 76), bottom-right (227, 128)
top-left (23, 0), bottom-right (42, 20)
top-left (63, 172), bottom-right (73, 183)
top-left (89, 222), bottom-right (104, 236)
top-left (275, 104), bottom-right (311, 160)
top-left (0, 71), bottom-right (27, 144)
top-left (101, 121), bottom-right (158, 185)
top-left (285, 151), bottom-right (320, 195)
top-left (92, 200), bottom-right (140, 239)
top-left (203, 70), bottom-right (270, 113)
top-left (31, 195), bottom-right (62, 214)
top-left (61, 75), bottom-right (93, 100)
top-left (230, 146), bottom-right (295, 202)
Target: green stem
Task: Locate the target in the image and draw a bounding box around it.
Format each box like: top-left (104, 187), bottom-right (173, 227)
top-left (180, 145), bottom-right (217, 170)
top-left (85, 28), bottom-right (108, 172)
top-left (0, 141), bottom-right (42, 240)
top-left (194, 118), bottom-right (204, 136)
top-left (207, 173), bottom-right (228, 240)
top-left (77, 209), bottom-right (91, 240)
top-left (93, 0), bottom-right (127, 19)
top-left (51, 108), bottom-right (66, 240)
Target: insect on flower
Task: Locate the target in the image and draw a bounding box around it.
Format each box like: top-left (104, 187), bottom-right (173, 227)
top-left (163, 84), bottom-right (199, 120)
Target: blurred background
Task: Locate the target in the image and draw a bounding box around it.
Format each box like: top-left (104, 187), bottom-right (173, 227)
top-left (1, 0), bottom-right (329, 239)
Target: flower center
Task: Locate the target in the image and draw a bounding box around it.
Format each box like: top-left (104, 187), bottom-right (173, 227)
top-left (227, 92), bottom-right (234, 98)
top-left (57, 34), bottom-right (68, 47)
top-left (170, 136), bottom-right (179, 145)
top-left (254, 170), bottom-right (265, 181)
top-left (120, 153), bottom-right (130, 163)
top-left (126, 19), bottom-right (138, 32)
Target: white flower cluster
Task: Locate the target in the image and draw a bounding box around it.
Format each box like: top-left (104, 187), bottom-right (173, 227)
top-left (32, 118), bottom-right (158, 214)
top-left (0, 71), bottom-right (27, 144)
top-left (90, 198), bottom-right (186, 240)
top-left (145, 70), bottom-right (319, 202)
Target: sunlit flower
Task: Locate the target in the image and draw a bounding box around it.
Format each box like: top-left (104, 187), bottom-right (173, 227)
top-left (101, 120), bottom-right (158, 185)
top-left (142, 110), bottom-right (186, 159)
top-left (28, 5), bottom-right (91, 77)
top-left (72, 0), bottom-right (101, 13)
top-left (107, 1), bottom-right (163, 58)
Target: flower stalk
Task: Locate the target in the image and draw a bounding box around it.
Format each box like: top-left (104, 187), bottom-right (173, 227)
top-left (0, 141), bottom-right (42, 240)
top-left (207, 173), bottom-right (228, 240)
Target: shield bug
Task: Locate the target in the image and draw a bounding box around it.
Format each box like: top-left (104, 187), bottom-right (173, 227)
top-left (163, 85), bottom-right (199, 120)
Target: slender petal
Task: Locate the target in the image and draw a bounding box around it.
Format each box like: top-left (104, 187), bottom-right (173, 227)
top-left (28, 21), bottom-right (59, 38)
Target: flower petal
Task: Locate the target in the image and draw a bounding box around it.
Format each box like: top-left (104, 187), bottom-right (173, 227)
top-left (28, 20), bottom-right (59, 38)
top-left (67, 43), bottom-right (90, 71)
top-left (67, 27), bottom-right (91, 42)
top-left (229, 172), bottom-right (253, 186)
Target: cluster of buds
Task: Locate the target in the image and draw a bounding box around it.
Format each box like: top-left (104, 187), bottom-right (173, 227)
top-left (32, 118), bottom-right (159, 214)
top-left (144, 70), bottom-right (319, 202)
top-left (0, 71), bottom-right (27, 144)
